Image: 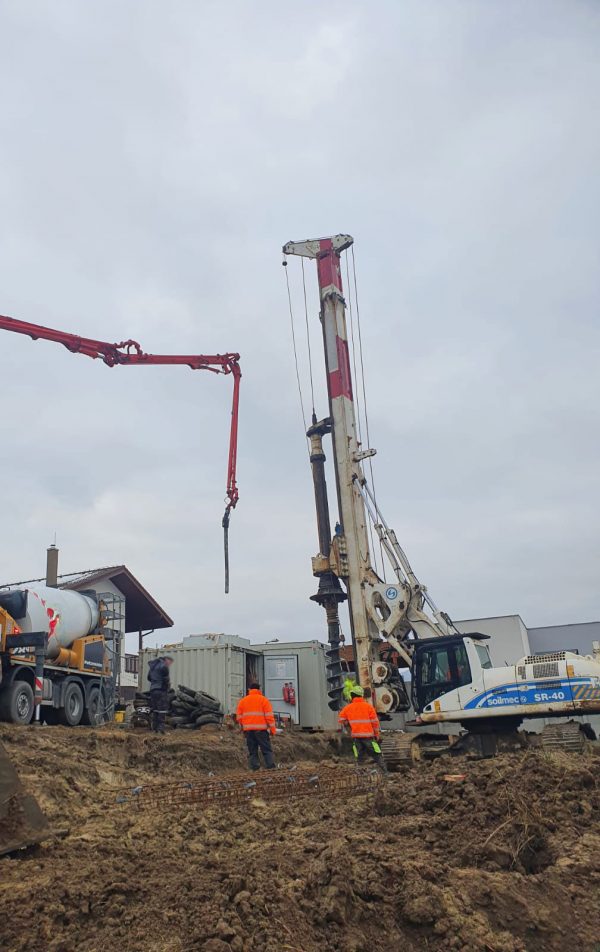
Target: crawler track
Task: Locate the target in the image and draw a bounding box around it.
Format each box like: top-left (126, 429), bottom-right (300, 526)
top-left (540, 721), bottom-right (587, 753)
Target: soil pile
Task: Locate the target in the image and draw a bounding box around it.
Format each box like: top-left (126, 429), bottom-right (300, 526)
top-left (0, 725), bottom-right (599, 952)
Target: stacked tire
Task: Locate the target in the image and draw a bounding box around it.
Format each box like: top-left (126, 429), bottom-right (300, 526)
top-left (132, 684), bottom-right (223, 730)
top-left (168, 685), bottom-right (223, 729)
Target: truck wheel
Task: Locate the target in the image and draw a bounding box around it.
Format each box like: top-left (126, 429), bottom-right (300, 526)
top-left (58, 682), bottom-right (84, 726)
top-left (0, 682), bottom-right (34, 725)
top-left (81, 685), bottom-right (101, 726)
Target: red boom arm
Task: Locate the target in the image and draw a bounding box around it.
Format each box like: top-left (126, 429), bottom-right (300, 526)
top-left (0, 314), bottom-right (241, 588)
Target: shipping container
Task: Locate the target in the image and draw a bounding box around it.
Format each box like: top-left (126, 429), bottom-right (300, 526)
top-left (139, 635), bottom-right (261, 715)
top-left (140, 636), bottom-right (337, 730)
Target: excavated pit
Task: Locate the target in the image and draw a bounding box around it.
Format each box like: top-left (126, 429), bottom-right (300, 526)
top-left (0, 724), bottom-right (599, 952)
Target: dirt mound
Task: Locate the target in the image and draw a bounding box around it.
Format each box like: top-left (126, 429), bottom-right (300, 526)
top-left (1, 726), bottom-right (599, 952)
top-left (0, 724), bottom-right (340, 822)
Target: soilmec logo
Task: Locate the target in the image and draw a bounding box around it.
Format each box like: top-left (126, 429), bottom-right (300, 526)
top-left (468, 679), bottom-right (579, 710)
top-left (467, 680), bottom-right (574, 710)
top-left (385, 587), bottom-right (399, 601)
top-left (485, 693), bottom-right (515, 707)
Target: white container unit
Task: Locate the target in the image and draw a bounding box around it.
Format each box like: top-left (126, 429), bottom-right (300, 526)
top-left (139, 636), bottom-right (260, 715)
top-left (140, 637), bottom-right (338, 730)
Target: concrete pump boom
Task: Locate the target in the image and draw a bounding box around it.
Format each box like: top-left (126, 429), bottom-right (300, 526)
top-left (0, 313), bottom-right (241, 591)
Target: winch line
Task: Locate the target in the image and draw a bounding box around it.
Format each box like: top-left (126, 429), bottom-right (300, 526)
top-left (345, 248), bottom-right (379, 576)
top-left (301, 258), bottom-right (316, 419)
top-left (350, 245), bottom-right (386, 582)
top-left (345, 249), bottom-right (383, 580)
top-left (345, 253), bottom-right (365, 447)
top-left (284, 258), bottom-right (310, 454)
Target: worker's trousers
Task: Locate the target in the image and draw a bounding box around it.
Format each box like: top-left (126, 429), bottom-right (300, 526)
top-left (150, 689), bottom-right (168, 732)
top-left (244, 730), bottom-right (275, 770)
top-left (352, 737), bottom-right (387, 772)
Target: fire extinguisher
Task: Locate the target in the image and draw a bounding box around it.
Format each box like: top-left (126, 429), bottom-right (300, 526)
top-left (288, 683), bottom-right (296, 707)
top-left (282, 683), bottom-right (290, 703)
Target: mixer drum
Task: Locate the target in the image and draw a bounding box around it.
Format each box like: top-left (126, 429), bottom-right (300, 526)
top-left (9, 584), bottom-right (100, 659)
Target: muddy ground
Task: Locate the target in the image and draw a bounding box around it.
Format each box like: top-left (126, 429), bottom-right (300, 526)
top-left (0, 724), bottom-right (599, 952)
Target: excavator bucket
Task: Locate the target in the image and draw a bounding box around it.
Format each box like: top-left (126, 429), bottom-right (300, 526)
top-left (0, 739), bottom-right (50, 856)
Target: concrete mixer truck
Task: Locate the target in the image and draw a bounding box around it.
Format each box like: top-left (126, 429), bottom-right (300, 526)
top-left (0, 585), bottom-right (113, 725)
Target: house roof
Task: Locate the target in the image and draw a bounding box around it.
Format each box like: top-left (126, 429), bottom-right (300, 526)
top-left (0, 565), bottom-right (173, 634)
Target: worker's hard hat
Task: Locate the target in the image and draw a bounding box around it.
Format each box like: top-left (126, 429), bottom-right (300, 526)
top-left (350, 685), bottom-right (364, 697)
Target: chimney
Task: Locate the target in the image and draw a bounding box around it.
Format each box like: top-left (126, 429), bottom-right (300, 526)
top-left (46, 544), bottom-right (59, 588)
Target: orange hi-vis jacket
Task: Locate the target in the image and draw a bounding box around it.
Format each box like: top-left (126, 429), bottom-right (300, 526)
top-left (236, 689), bottom-right (276, 734)
top-left (338, 697), bottom-right (380, 739)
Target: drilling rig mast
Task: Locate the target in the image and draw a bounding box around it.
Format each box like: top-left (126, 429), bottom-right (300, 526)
top-left (283, 235), bottom-right (455, 714)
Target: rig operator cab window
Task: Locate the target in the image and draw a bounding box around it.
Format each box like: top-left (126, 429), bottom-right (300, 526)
top-left (413, 638), bottom-right (472, 711)
top-left (474, 642), bottom-right (493, 670)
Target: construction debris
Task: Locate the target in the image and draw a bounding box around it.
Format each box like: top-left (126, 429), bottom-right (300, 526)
top-left (132, 684), bottom-right (223, 730)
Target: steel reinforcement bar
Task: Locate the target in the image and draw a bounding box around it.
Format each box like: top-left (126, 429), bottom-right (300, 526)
top-left (109, 765), bottom-right (383, 811)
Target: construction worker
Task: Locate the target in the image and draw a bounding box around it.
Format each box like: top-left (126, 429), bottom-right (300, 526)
top-left (147, 655), bottom-right (173, 734)
top-left (338, 685), bottom-right (387, 771)
top-left (342, 676), bottom-right (358, 703)
top-left (236, 681), bottom-right (276, 770)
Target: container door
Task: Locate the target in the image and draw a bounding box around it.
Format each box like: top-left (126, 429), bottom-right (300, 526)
top-left (264, 655), bottom-right (299, 725)
top-left (229, 647), bottom-right (246, 711)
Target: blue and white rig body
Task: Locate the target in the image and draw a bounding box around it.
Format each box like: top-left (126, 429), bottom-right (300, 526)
top-left (413, 634), bottom-right (600, 727)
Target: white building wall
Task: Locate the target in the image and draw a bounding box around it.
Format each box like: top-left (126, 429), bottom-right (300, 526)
top-left (456, 615), bottom-right (530, 666)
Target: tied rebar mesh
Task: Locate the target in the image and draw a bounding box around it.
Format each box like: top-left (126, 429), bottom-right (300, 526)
top-left (111, 765), bottom-right (383, 811)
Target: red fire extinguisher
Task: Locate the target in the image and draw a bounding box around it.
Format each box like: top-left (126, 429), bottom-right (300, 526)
top-left (282, 683), bottom-right (290, 703)
top-left (288, 683), bottom-right (296, 707)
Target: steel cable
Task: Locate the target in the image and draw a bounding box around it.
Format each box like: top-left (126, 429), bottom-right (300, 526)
top-left (301, 258), bottom-right (316, 418)
top-left (283, 259), bottom-right (310, 454)
top-left (350, 246), bottom-right (386, 582)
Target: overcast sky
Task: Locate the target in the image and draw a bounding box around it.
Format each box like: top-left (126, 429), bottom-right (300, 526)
top-left (1, 1), bottom-right (599, 651)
